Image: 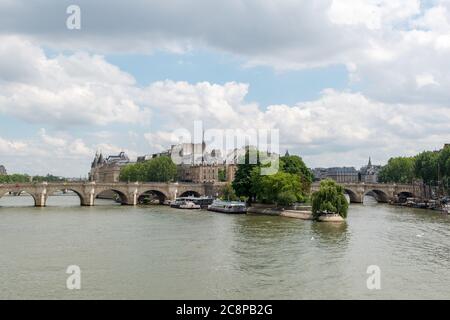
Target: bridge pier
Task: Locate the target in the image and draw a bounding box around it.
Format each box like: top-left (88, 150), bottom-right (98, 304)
top-left (34, 193), bottom-right (47, 207)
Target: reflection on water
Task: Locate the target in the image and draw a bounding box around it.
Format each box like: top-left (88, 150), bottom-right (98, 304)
top-left (0, 194), bottom-right (449, 299)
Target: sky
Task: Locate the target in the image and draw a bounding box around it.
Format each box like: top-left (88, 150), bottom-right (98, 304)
top-left (1, 0), bottom-right (450, 177)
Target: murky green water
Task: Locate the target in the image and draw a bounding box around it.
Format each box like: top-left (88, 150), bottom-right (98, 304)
top-left (0, 194), bottom-right (449, 299)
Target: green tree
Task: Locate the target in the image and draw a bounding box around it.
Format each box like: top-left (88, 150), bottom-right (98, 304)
top-left (280, 155), bottom-right (313, 180)
top-left (378, 156), bottom-right (415, 183)
top-left (145, 156), bottom-right (177, 182)
top-left (221, 183), bottom-right (238, 201)
top-left (280, 155), bottom-right (313, 193)
top-left (255, 171), bottom-right (305, 206)
top-left (119, 156), bottom-right (177, 182)
top-left (311, 179), bottom-right (349, 219)
top-left (0, 174), bottom-right (31, 183)
top-left (438, 145), bottom-right (450, 193)
top-left (438, 145), bottom-right (450, 178)
top-left (218, 168), bottom-right (227, 182)
top-left (232, 148), bottom-right (261, 203)
top-left (414, 151), bottom-right (439, 184)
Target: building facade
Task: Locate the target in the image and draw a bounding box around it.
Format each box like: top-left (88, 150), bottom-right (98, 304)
top-left (89, 152), bottom-right (131, 183)
top-left (325, 167), bottom-right (359, 183)
top-left (177, 163), bottom-right (237, 183)
top-left (138, 143), bottom-right (241, 184)
top-left (0, 165), bottom-right (6, 175)
top-left (313, 157), bottom-right (381, 183)
top-left (313, 167), bottom-right (360, 183)
top-left (359, 157), bottom-right (382, 183)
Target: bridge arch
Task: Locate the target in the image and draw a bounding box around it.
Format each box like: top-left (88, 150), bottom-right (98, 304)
top-left (397, 191), bottom-right (414, 203)
top-left (45, 188), bottom-right (87, 206)
top-left (137, 189), bottom-right (168, 204)
top-left (364, 189), bottom-right (389, 203)
top-left (94, 189), bottom-right (130, 205)
top-left (179, 190), bottom-right (202, 198)
top-left (344, 189), bottom-right (359, 203)
top-left (0, 190), bottom-right (38, 206)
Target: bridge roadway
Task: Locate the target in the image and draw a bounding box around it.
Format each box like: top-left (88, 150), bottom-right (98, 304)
top-left (311, 181), bottom-right (421, 203)
top-left (0, 181), bottom-right (226, 207)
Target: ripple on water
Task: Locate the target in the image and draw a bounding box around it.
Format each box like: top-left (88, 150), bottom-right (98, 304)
top-left (0, 196), bottom-right (449, 299)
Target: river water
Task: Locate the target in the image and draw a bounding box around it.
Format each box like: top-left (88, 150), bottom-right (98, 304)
top-left (0, 194), bottom-right (449, 299)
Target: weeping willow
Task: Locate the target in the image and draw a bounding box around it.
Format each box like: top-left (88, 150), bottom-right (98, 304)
top-left (311, 179), bottom-right (348, 219)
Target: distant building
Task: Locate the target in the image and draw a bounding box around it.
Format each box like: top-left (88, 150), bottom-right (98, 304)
top-left (313, 167), bottom-right (358, 183)
top-left (312, 168), bottom-right (328, 181)
top-left (139, 142), bottom-right (225, 166)
top-left (326, 167), bottom-right (359, 183)
top-left (0, 165), bottom-right (6, 175)
top-left (177, 163), bottom-right (237, 183)
top-left (137, 142), bottom-right (245, 183)
top-left (359, 157), bottom-right (382, 183)
top-left (313, 157), bottom-right (381, 184)
top-left (89, 151), bottom-right (131, 182)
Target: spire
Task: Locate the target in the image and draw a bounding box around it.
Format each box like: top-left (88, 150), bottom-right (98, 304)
top-left (285, 150), bottom-right (290, 157)
top-left (368, 157), bottom-right (372, 167)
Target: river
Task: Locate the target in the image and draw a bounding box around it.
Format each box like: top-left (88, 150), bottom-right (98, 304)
top-left (0, 194), bottom-right (449, 299)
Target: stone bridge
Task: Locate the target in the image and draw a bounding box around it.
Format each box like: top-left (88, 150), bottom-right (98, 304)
top-left (311, 182), bottom-right (421, 203)
top-left (0, 182), bottom-right (227, 207)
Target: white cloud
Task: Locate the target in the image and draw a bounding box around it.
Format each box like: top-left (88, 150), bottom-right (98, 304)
top-left (141, 82), bottom-right (450, 167)
top-left (0, 36), bottom-right (149, 126)
top-left (328, 0), bottom-right (420, 30)
top-left (416, 73), bottom-right (439, 88)
top-left (1, 1), bottom-right (450, 173)
top-left (0, 136), bottom-right (28, 153)
top-left (0, 129), bottom-right (140, 177)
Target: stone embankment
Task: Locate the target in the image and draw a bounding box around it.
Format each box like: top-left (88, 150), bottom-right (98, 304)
top-left (247, 204), bottom-right (345, 222)
top-left (247, 203), bottom-right (313, 220)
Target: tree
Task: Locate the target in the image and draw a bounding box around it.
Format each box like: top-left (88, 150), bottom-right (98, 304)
top-left (438, 145), bottom-right (450, 178)
top-left (120, 162), bottom-right (145, 182)
top-left (232, 149), bottom-right (313, 205)
top-left (414, 151), bottom-right (439, 184)
top-left (255, 171), bottom-right (306, 206)
top-left (280, 155), bottom-right (313, 180)
top-left (232, 148), bottom-right (261, 202)
top-left (378, 156), bottom-right (415, 183)
top-left (311, 179), bottom-right (349, 219)
top-left (119, 156), bottom-right (177, 182)
top-left (0, 174), bottom-right (31, 183)
top-left (145, 156), bottom-right (177, 182)
top-left (280, 155), bottom-right (313, 193)
top-left (221, 183), bottom-right (238, 201)
top-left (218, 168), bottom-right (227, 182)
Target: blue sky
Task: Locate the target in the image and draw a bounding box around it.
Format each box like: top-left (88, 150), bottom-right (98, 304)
top-left (1, 0), bottom-right (450, 177)
top-left (106, 51), bottom-right (351, 107)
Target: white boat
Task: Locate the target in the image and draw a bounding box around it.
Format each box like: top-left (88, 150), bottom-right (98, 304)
top-left (207, 200), bottom-right (247, 214)
top-left (443, 204), bottom-right (450, 214)
top-left (170, 196), bottom-right (213, 209)
top-left (179, 201), bottom-right (201, 210)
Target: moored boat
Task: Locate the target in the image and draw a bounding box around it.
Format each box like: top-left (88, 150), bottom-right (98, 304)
top-left (170, 196), bottom-right (213, 209)
top-left (179, 201), bottom-right (201, 209)
top-left (207, 200), bottom-right (247, 214)
top-left (443, 204), bottom-right (450, 214)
